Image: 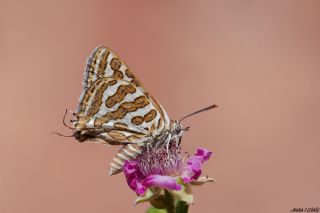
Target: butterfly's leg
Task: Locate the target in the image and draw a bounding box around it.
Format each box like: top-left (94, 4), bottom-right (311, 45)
top-left (154, 136), bottom-right (164, 150)
top-left (69, 110), bottom-right (77, 116)
top-left (173, 136), bottom-right (179, 147)
top-left (177, 136), bottom-right (182, 147)
top-left (174, 135), bottom-right (180, 147)
top-left (146, 142), bottom-right (151, 154)
top-left (174, 126), bottom-right (189, 147)
top-left (146, 135), bottom-right (156, 152)
top-left (154, 138), bottom-right (161, 150)
top-left (165, 133), bottom-right (172, 155)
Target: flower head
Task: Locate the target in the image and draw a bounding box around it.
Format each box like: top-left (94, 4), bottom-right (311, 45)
top-left (123, 146), bottom-right (214, 204)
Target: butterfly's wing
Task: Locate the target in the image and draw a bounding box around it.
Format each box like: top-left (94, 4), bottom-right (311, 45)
top-left (75, 46), bottom-right (170, 141)
top-left (73, 46), bottom-right (170, 174)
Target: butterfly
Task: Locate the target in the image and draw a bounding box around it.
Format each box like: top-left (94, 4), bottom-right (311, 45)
top-left (61, 46), bottom-right (217, 175)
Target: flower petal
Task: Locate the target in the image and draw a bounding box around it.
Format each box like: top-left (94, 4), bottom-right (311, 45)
top-left (123, 160), bottom-right (138, 175)
top-left (181, 148), bottom-right (213, 183)
top-left (143, 175), bottom-right (182, 191)
top-left (123, 160), bottom-right (146, 195)
top-left (195, 148), bottom-right (212, 162)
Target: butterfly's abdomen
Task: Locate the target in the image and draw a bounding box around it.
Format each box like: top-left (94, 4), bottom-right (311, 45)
top-left (109, 143), bottom-right (145, 175)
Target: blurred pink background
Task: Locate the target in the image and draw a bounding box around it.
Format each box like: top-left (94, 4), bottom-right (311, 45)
top-left (1, 1), bottom-right (320, 212)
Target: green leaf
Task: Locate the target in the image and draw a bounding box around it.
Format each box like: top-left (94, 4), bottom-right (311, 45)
top-left (146, 206), bottom-right (167, 213)
top-left (169, 181), bottom-right (193, 204)
top-left (135, 188), bottom-right (161, 205)
top-left (190, 176), bottom-right (216, 185)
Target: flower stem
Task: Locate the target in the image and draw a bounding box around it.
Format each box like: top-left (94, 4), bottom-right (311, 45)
top-left (162, 190), bottom-right (189, 213)
top-left (176, 201), bottom-right (189, 213)
top-left (164, 190), bottom-right (175, 213)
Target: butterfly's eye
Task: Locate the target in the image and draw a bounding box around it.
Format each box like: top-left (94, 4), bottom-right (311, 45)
top-left (174, 121), bottom-right (182, 133)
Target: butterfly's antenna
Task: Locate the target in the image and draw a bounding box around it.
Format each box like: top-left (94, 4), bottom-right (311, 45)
top-left (52, 131), bottom-right (75, 137)
top-left (179, 104), bottom-right (218, 122)
top-left (62, 109), bottom-right (75, 130)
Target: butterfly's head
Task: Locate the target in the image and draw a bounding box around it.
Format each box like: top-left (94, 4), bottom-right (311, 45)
top-left (171, 120), bottom-right (183, 135)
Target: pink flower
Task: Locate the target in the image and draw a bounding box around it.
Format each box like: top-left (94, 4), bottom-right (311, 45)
top-left (123, 146), bottom-right (214, 204)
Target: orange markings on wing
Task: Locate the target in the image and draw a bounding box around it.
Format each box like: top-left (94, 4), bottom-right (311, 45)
top-left (86, 47), bottom-right (105, 87)
top-left (144, 109), bottom-right (157, 122)
top-left (105, 84), bottom-right (136, 108)
top-left (97, 49), bottom-right (109, 77)
top-left (107, 131), bottom-right (127, 141)
top-left (94, 96), bottom-right (150, 127)
top-left (110, 57), bottom-right (122, 70)
top-left (131, 116), bottom-right (144, 125)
